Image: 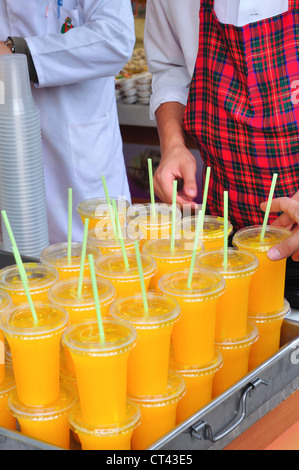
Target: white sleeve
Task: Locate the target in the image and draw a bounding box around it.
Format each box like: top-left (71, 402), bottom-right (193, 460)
top-left (25, 0), bottom-right (135, 88)
top-left (144, 0), bottom-right (195, 120)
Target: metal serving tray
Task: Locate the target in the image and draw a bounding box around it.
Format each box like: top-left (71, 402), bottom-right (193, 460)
top-left (0, 250), bottom-right (299, 450)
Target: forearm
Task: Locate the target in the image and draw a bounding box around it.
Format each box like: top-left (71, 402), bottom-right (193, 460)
top-left (155, 102), bottom-right (187, 154)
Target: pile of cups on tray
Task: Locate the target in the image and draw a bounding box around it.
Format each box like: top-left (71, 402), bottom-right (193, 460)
top-left (115, 73), bottom-right (152, 105)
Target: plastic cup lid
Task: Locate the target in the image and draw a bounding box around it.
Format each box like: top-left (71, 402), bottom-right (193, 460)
top-left (158, 267), bottom-right (226, 300)
top-left (248, 298), bottom-right (291, 321)
top-left (143, 237), bottom-right (204, 260)
top-left (62, 317), bottom-right (137, 355)
top-left (196, 248), bottom-right (259, 278)
top-left (77, 197), bottom-right (129, 218)
top-left (0, 289), bottom-right (12, 312)
top-left (40, 242), bottom-right (100, 268)
top-left (110, 291), bottom-right (181, 328)
top-left (233, 225), bottom-right (292, 252)
top-left (48, 276), bottom-right (116, 308)
top-left (7, 382), bottom-right (77, 419)
top-left (169, 348), bottom-right (223, 376)
top-left (128, 372), bottom-right (186, 406)
top-left (94, 251), bottom-right (157, 280)
top-left (215, 321), bottom-right (259, 347)
top-left (0, 263), bottom-right (58, 292)
top-left (127, 202), bottom-right (182, 226)
top-left (69, 400), bottom-right (141, 437)
top-left (181, 216), bottom-right (233, 240)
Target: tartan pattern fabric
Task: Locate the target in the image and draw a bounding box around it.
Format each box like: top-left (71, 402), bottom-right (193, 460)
top-left (183, 0), bottom-right (299, 231)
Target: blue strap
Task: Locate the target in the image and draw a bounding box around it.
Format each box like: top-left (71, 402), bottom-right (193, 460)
top-left (57, 0), bottom-right (63, 19)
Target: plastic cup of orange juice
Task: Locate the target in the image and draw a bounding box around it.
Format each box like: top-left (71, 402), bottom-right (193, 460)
top-left (127, 203), bottom-right (182, 247)
top-left (180, 216), bottom-right (233, 251)
top-left (143, 238), bottom-right (204, 291)
top-left (77, 197), bottom-right (130, 230)
top-left (110, 292), bottom-right (181, 396)
top-left (233, 226), bottom-right (292, 315)
top-left (0, 290), bottom-right (12, 383)
top-left (196, 248), bottom-right (259, 341)
top-left (0, 263), bottom-right (59, 306)
top-left (7, 382), bottom-right (77, 449)
top-left (87, 225), bottom-right (141, 255)
top-left (129, 372), bottom-right (186, 450)
top-left (0, 302), bottom-right (69, 406)
top-left (248, 299), bottom-right (290, 371)
top-left (94, 251), bottom-right (157, 298)
top-left (69, 400), bottom-right (141, 450)
top-left (158, 268), bottom-right (225, 366)
top-left (213, 322), bottom-right (259, 398)
top-left (62, 317), bottom-right (137, 426)
top-left (40, 242), bottom-right (101, 280)
top-left (0, 365), bottom-right (16, 430)
top-left (48, 276), bottom-right (116, 324)
top-left (170, 349), bottom-right (223, 424)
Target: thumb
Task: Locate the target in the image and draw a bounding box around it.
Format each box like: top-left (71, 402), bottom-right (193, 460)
top-left (267, 235), bottom-right (298, 261)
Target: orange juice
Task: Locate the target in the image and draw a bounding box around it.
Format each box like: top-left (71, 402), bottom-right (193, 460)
top-left (40, 242), bottom-right (101, 280)
top-left (87, 226), bottom-right (141, 255)
top-left (0, 302), bottom-right (69, 406)
top-left (0, 290), bottom-right (12, 383)
top-left (170, 349), bottom-right (223, 424)
top-left (143, 238), bottom-right (204, 291)
top-left (94, 252), bottom-right (157, 298)
top-left (248, 299), bottom-right (290, 371)
top-left (69, 400), bottom-right (141, 450)
top-left (110, 292), bottom-right (181, 395)
top-left (180, 216), bottom-right (233, 251)
top-left (213, 322), bottom-right (259, 398)
top-left (196, 248), bottom-right (259, 340)
top-left (158, 268), bottom-right (225, 366)
top-left (233, 226), bottom-right (292, 315)
top-left (129, 372), bottom-right (186, 450)
top-left (62, 318), bottom-right (137, 426)
top-left (48, 276), bottom-right (116, 324)
top-left (0, 365), bottom-right (16, 430)
top-left (0, 263), bottom-right (59, 306)
top-left (8, 383), bottom-right (77, 449)
top-left (127, 203), bottom-right (182, 247)
top-left (77, 197), bottom-right (130, 230)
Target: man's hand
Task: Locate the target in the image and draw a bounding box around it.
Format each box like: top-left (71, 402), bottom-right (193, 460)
top-left (260, 193), bottom-right (299, 261)
top-left (0, 41), bottom-right (12, 55)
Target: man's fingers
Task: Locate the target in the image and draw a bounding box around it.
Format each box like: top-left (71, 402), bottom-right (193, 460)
top-left (267, 232), bottom-right (299, 261)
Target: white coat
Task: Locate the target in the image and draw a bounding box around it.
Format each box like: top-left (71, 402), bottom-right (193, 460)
top-left (0, 0), bottom-right (135, 243)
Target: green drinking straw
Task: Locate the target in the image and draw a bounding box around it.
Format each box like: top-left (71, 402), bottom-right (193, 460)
top-left (68, 188), bottom-right (72, 265)
top-left (187, 210), bottom-right (203, 290)
top-left (223, 191), bottom-right (228, 271)
top-left (201, 167), bottom-right (211, 231)
top-left (1, 210), bottom-right (38, 325)
top-left (260, 173), bottom-right (278, 242)
top-left (77, 218), bottom-right (89, 299)
top-left (111, 199), bottom-right (130, 271)
top-left (101, 175), bottom-right (118, 240)
top-left (171, 180), bottom-right (178, 253)
top-left (147, 158), bottom-right (156, 219)
top-left (88, 254), bottom-right (105, 344)
top-left (134, 240), bottom-right (149, 317)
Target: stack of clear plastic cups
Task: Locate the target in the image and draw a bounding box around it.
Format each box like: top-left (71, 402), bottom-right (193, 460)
top-left (0, 54), bottom-right (49, 257)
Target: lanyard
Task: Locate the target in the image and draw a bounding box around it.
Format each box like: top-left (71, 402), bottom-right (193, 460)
top-left (57, 0), bottom-right (63, 19)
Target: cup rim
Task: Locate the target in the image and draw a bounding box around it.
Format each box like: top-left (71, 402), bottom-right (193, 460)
top-left (248, 299), bottom-right (291, 321)
top-left (40, 242), bottom-right (100, 268)
top-left (128, 371), bottom-right (186, 406)
top-left (94, 251), bottom-right (157, 280)
top-left (215, 321), bottom-right (259, 347)
top-left (180, 215), bottom-right (233, 240)
top-left (169, 348), bottom-right (223, 376)
top-left (0, 263), bottom-right (59, 293)
top-left (76, 197), bottom-right (130, 218)
top-left (232, 225), bottom-right (292, 252)
top-left (62, 317), bottom-right (137, 355)
top-left (69, 400), bottom-right (141, 437)
top-left (142, 237), bottom-right (204, 260)
top-left (195, 247), bottom-right (259, 277)
top-left (109, 292), bottom-right (181, 327)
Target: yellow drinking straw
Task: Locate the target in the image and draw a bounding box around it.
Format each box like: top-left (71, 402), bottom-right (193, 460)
top-left (171, 179), bottom-right (178, 253)
top-left (134, 240), bottom-right (149, 317)
top-left (111, 199), bottom-right (130, 271)
top-left (201, 166), bottom-right (211, 231)
top-left (187, 210), bottom-right (203, 289)
top-left (101, 175), bottom-right (118, 240)
top-left (1, 210), bottom-right (38, 325)
top-left (77, 217), bottom-right (89, 300)
top-left (88, 254), bottom-right (105, 344)
top-left (147, 158), bottom-right (156, 220)
top-left (260, 173), bottom-right (278, 242)
top-left (223, 191), bottom-right (228, 271)
top-left (68, 188), bottom-right (72, 265)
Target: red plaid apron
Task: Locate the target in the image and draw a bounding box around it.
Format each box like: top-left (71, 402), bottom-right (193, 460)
top-left (183, 0), bottom-right (299, 231)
